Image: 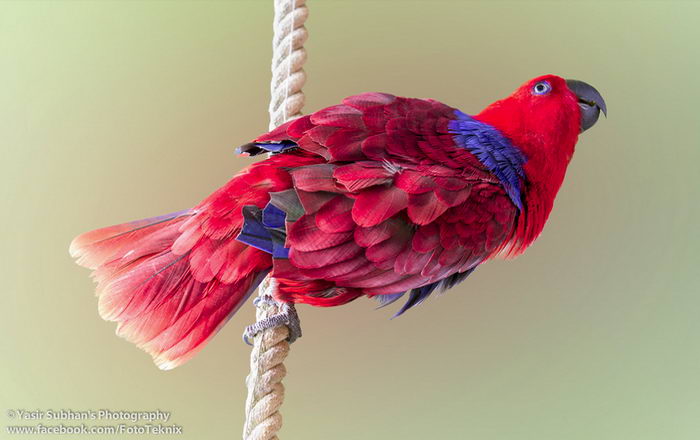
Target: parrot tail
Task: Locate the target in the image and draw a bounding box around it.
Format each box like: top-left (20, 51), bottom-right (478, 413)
top-left (69, 210), bottom-right (269, 370)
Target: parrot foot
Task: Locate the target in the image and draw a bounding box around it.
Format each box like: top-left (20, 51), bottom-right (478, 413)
top-left (243, 295), bottom-right (302, 346)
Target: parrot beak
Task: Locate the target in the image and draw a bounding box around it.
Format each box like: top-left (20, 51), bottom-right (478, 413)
top-left (566, 79), bottom-right (607, 133)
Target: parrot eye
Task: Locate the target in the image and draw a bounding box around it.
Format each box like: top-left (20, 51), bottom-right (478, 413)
top-left (532, 81), bottom-right (552, 95)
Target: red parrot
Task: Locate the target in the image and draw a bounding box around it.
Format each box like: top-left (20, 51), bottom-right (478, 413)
top-left (70, 75), bottom-right (606, 370)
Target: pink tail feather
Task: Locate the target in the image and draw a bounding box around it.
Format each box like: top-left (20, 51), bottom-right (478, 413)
top-left (70, 210), bottom-right (267, 370)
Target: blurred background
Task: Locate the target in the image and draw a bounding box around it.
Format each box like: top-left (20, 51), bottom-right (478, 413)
top-left (1, 1), bottom-right (699, 439)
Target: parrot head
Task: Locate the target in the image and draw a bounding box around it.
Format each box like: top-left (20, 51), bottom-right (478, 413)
top-left (474, 74), bottom-right (607, 252)
top-left (476, 75), bottom-right (606, 154)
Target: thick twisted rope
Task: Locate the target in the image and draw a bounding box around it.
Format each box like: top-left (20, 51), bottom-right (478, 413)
top-left (268, 0), bottom-right (308, 130)
top-left (242, 1), bottom-right (308, 439)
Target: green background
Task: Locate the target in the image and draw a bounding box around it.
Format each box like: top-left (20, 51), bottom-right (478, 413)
top-left (2, 1), bottom-right (699, 439)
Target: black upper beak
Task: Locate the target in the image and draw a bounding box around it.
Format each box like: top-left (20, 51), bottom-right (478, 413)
top-left (566, 79), bottom-right (607, 133)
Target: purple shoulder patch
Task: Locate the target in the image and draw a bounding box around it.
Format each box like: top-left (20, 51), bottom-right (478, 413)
top-left (447, 110), bottom-right (526, 210)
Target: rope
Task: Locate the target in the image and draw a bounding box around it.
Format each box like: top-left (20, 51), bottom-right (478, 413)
top-left (243, 1), bottom-right (308, 439)
top-left (268, 0), bottom-right (308, 130)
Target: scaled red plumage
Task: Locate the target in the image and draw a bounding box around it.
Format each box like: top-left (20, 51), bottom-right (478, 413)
top-left (70, 75), bottom-right (605, 369)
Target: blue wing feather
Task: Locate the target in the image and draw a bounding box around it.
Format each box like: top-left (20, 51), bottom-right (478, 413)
top-left (448, 110), bottom-right (526, 210)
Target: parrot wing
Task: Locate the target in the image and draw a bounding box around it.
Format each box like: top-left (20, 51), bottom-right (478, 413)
top-left (238, 93), bottom-right (521, 314)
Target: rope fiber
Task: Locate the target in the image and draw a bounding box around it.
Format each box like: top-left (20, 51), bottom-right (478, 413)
top-left (242, 1), bottom-right (308, 439)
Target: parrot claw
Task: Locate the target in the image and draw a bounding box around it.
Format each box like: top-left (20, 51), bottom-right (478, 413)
top-left (243, 296), bottom-right (302, 346)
